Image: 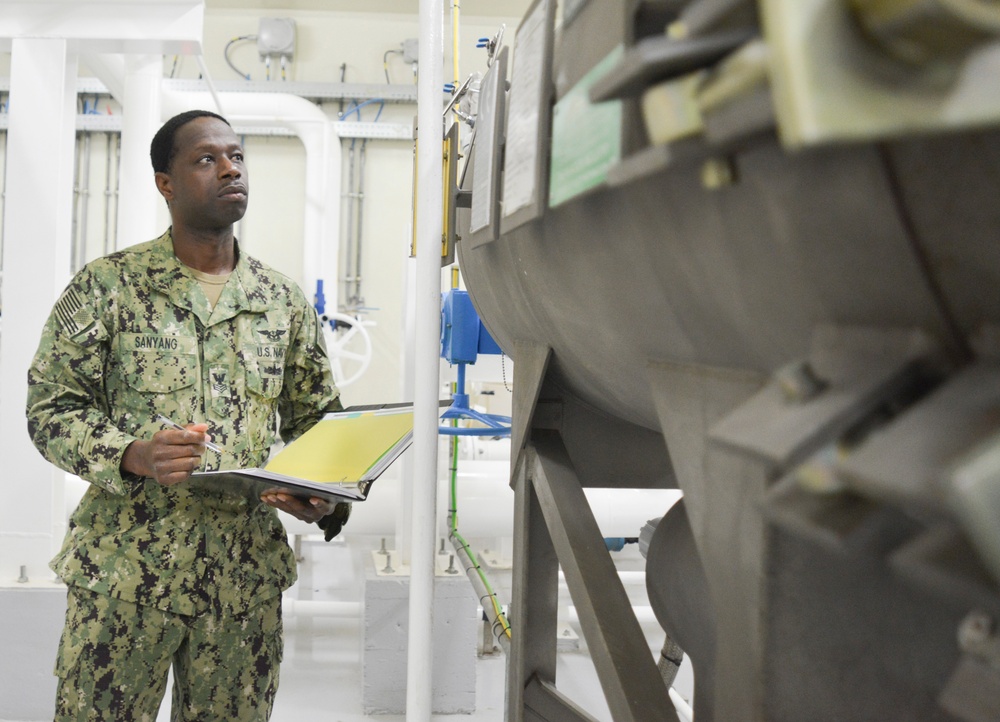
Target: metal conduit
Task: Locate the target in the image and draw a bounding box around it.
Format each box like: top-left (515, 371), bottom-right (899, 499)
top-left (354, 139), bottom-right (367, 308)
top-left (110, 133), bottom-right (120, 252)
top-left (70, 132), bottom-right (82, 273)
top-left (68, 129), bottom-right (117, 264)
top-left (341, 137), bottom-right (369, 311)
top-left (449, 526), bottom-right (511, 654)
top-left (102, 132), bottom-right (113, 256)
top-left (76, 131), bottom-right (92, 272)
top-left (343, 138), bottom-right (357, 309)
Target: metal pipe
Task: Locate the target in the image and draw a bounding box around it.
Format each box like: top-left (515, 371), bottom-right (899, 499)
top-left (354, 139), bottom-right (367, 306)
top-left (559, 570), bottom-right (646, 586)
top-left (406, 0), bottom-right (444, 717)
top-left (452, 534), bottom-right (511, 654)
top-left (281, 595), bottom-right (361, 618)
top-left (70, 131), bottom-right (82, 273)
top-left (452, 0), bottom-right (461, 90)
top-left (344, 139), bottom-right (357, 308)
top-left (103, 132), bottom-right (113, 256)
top-left (110, 133), bottom-right (120, 252)
top-left (669, 688), bottom-right (694, 722)
top-left (450, 0), bottom-right (462, 149)
top-left (75, 131), bottom-right (92, 271)
top-left (565, 604), bottom-right (659, 626)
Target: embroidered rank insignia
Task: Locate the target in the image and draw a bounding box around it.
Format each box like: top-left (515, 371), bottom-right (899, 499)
top-left (210, 367), bottom-right (229, 397)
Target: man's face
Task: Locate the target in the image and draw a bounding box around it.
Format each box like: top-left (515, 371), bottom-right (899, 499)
top-left (155, 116), bottom-right (249, 231)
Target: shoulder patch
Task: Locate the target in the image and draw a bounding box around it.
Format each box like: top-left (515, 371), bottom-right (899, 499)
top-left (53, 288), bottom-right (95, 336)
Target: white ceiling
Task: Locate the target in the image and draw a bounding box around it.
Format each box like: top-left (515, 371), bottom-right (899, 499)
top-left (205, 0), bottom-right (531, 17)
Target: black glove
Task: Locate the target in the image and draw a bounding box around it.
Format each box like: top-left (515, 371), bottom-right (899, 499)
top-left (316, 502), bottom-right (352, 541)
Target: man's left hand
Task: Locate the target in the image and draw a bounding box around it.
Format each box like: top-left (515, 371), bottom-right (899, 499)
top-left (260, 491), bottom-right (334, 523)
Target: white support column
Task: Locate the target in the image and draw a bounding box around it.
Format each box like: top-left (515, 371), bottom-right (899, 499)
top-left (406, 0), bottom-right (444, 719)
top-left (399, 258), bottom-right (417, 563)
top-left (117, 54), bottom-right (164, 248)
top-left (0, 38), bottom-right (79, 581)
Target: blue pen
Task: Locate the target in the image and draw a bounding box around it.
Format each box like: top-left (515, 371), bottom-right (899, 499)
top-left (155, 414), bottom-right (226, 454)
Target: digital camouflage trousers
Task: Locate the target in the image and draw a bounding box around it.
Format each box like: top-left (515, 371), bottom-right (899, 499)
top-left (54, 585), bottom-right (282, 721)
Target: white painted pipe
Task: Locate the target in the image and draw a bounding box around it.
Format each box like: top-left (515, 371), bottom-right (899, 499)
top-left (559, 570), bottom-right (646, 586)
top-left (615, 571), bottom-right (646, 585)
top-left (565, 604), bottom-right (659, 626)
top-left (406, 0), bottom-right (443, 718)
top-left (282, 594), bottom-right (360, 618)
top-left (118, 55), bottom-right (162, 247)
top-left (670, 687), bottom-right (695, 722)
top-left (81, 53), bottom-right (126, 103)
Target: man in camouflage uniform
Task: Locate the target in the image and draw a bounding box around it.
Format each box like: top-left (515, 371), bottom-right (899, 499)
top-left (26, 109), bottom-right (349, 720)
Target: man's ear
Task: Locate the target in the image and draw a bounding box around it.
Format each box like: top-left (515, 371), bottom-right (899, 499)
top-left (154, 171), bottom-right (173, 202)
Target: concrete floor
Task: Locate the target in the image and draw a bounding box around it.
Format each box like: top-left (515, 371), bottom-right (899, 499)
top-left (151, 532), bottom-right (695, 721)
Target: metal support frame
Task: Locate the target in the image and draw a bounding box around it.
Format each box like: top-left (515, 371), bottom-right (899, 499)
top-left (532, 431), bottom-right (679, 722)
top-left (509, 445), bottom-right (560, 721)
top-left (524, 677), bottom-right (598, 722)
top-left (507, 340), bottom-right (679, 722)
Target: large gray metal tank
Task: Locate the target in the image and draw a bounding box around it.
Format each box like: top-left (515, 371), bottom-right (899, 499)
top-left (460, 134), bottom-right (1000, 428)
top-left (456, 1), bottom-right (1000, 721)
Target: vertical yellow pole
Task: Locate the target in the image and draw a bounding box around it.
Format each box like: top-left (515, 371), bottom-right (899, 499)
top-left (451, 0), bottom-right (461, 104)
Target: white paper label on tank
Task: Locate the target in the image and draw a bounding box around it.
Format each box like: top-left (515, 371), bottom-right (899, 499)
top-left (502, 0), bottom-right (548, 220)
top-left (470, 56), bottom-right (503, 235)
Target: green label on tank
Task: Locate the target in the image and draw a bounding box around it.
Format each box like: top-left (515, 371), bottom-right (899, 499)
top-left (548, 46), bottom-right (623, 209)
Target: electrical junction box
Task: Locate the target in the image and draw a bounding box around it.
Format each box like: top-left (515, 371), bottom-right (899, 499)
top-left (258, 17), bottom-right (296, 59)
top-left (441, 290), bottom-right (480, 365)
top-left (441, 289), bottom-right (503, 365)
top-left (402, 37), bottom-right (419, 65)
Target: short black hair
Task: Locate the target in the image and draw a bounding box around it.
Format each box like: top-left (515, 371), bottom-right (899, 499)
top-left (150, 110), bottom-right (231, 174)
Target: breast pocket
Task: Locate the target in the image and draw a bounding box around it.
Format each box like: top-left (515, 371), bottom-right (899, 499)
top-left (116, 335), bottom-right (199, 426)
top-left (243, 341), bottom-right (288, 399)
top-left (238, 339), bottom-right (288, 453)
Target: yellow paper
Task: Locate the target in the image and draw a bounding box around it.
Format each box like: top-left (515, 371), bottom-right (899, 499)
top-left (264, 410), bottom-right (413, 484)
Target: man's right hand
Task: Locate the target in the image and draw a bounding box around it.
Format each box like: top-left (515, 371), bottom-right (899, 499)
top-left (121, 423), bottom-right (212, 486)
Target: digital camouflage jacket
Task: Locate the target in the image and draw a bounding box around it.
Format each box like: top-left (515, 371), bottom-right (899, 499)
top-left (26, 230), bottom-right (341, 616)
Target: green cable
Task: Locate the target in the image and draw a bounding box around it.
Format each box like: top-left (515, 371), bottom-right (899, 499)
top-left (449, 419), bottom-right (511, 639)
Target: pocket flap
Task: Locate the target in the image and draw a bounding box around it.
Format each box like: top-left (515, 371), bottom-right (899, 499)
top-left (119, 334), bottom-right (199, 393)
